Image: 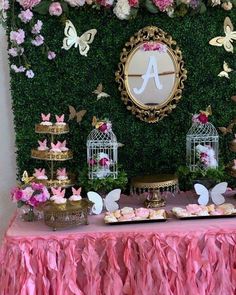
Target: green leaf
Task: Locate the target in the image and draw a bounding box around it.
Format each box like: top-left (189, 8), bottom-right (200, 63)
top-left (199, 2), bottom-right (207, 14)
top-left (145, 0), bottom-right (159, 13)
top-left (33, 1), bottom-right (51, 15)
top-left (61, 2), bottom-right (69, 14)
top-left (17, 200), bottom-right (25, 208)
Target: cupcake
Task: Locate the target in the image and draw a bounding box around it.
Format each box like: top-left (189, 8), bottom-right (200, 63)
top-left (69, 188), bottom-right (82, 205)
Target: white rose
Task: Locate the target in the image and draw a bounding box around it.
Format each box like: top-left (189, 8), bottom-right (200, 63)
top-left (113, 0), bottom-right (130, 20)
top-left (221, 1), bottom-right (233, 10)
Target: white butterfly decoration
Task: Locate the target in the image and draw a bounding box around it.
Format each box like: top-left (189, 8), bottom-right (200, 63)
top-left (218, 61), bottom-right (233, 79)
top-left (62, 20), bottom-right (97, 56)
top-left (92, 83), bottom-right (110, 101)
top-left (194, 182), bottom-right (228, 206)
top-left (87, 189), bottom-right (121, 215)
top-left (209, 17), bottom-right (236, 53)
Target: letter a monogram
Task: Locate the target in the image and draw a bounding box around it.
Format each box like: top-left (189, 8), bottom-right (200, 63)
top-left (133, 56), bottom-right (163, 95)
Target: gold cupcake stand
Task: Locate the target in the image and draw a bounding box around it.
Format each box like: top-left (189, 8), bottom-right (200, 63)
top-left (130, 174), bottom-right (179, 208)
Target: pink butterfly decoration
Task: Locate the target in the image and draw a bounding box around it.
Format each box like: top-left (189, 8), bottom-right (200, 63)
top-left (57, 168), bottom-right (67, 177)
top-left (51, 187), bottom-right (65, 197)
top-left (41, 113), bottom-right (51, 121)
top-left (59, 140), bottom-right (69, 151)
top-left (56, 114), bottom-right (65, 123)
top-left (38, 139), bottom-right (48, 151)
top-left (72, 187), bottom-right (81, 196)
top-left (33, 168), bottom-right (47, 179)
top-left (50, 142), bottom-right (62, 152)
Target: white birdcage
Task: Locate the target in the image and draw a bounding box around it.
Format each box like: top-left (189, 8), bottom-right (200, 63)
top-left (87, 128), bottom-right (118, 179)
top-left (186, 122), bottom-right (219, 172)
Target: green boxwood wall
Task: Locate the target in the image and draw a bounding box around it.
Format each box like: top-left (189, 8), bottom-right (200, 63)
top-left (7, 7), bottom-right (236, 180)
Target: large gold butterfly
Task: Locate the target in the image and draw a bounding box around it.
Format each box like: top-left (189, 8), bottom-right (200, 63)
top-left (219, 123), bottom-right (235, 135)
top-left (200, 105), bottom-right (212, 116)
top-left (209, 17), bottom-right (236, 53)
top-left (68, 106), bottom-right (87, 123)
top-left (21, 171), bottom-right (34, 184)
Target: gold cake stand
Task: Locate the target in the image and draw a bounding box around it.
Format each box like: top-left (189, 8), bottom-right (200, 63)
top-left (130, 174), bottom-right (178, 208)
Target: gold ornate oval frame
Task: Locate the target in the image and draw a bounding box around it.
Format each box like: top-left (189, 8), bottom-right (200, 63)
top-left (115, 26), bottom-right (187, 123)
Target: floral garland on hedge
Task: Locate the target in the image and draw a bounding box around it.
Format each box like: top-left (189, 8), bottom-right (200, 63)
top-left (0, 0), bottom-right (235, 79)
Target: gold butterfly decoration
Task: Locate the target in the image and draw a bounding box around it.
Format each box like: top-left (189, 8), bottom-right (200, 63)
top-left (21, 171), bottom-right (34, 184)
top-left (92, 83), bottom-right (110, 101)
top-left (200, 105), bottom-right (212, 116)
top-left (219, 123), bottom-right (235, 135)
top-left (68, 106), bottom-right (87, 123)
top-left (92, 116), bottom-right (99, 128)
top-left (209, 17), bottom-right (236, 53)
top-left (218, 61), bottom-right (233, 79)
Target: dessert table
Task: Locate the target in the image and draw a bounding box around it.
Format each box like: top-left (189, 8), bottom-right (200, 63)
top-left (1, 193), bottom-right (236, 295)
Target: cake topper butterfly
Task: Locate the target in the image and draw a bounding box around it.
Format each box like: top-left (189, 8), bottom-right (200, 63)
top-left (69, 187), bottom-right (82, 201)
top-left (59, 140), bottom-right (69, 151)
top-left (41, 113), bottom-right (51, 121)
top-left (55, 114), bottom-right (65, 124)
top-left (38, 139), bottom-right (48, 151)
top-left (56, 168), bottom-right (68, 180)
top-left (50, 142), bottom-right (62, 152)
top-left (33, 168), bottom-right (48, 180)
top-left (209, 17), bottom-right (236, 53)
top-left (194, 182), bottom-right (227, 205)
top-left (51, 187), bottom-right (66, 200)
top-left (68, 105), bottom-right (87, 123)
top-left (62, 20), bottom-right (97, 56)
top-left (92, 83), bottom-right (110, 101)
top-left (87, 189), bottom-right (121, 214)
top-left (218, 61), bottom-right (233, 79)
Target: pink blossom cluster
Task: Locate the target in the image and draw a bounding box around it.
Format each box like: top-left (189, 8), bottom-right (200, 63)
top-left (31, 20), bottom-right (43, 34)
top-left (18, 8), bottom-right (33, 23)
top-left (11, 182), bottom-right (50, 207)
top-left (153, 0), bottom-right (173, 11)
top-left (2, 0), bottom-right (9, 10)
top-left (16, 0), bottom-right (40, 9)
top-left (142, 42), bottom-right (167, 53)
top-left (196, 144), bottom-right (218, 168)
top-left (10, 29), bottom-right (25, 45)
top-left (31, 34), bottom-right (44, 46)
top-left (8, 47), bottom-right (24, 57)
top-left (96, 0), bottom-right (114, 7)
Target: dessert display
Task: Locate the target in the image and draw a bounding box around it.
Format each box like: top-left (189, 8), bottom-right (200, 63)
top-left (172, 203), bottom-right (236, 219)
top-left (104, 207), bottom-right (167, 224)
top-left (31, 114), bottom-right (74, 187)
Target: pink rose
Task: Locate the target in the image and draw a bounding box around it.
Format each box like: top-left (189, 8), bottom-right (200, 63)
top-left (153, 0), bottom-right (173, 11)
top-left (17, 0), bottom-right (41, 9)
top-left (128, 0), bottom-right (138, 6)
top-left (88, 158), bottom-right (97, 166)
top-left (198, 113), bottom-right (208, 124)
top-left (21, 187), bottom-right (34, 202)
top-left (49, 2), bottom-right (63, 16)
top-left (99, 158), bottom-right (110, 167)
top-left (98, 123), bottom-right (108, 133)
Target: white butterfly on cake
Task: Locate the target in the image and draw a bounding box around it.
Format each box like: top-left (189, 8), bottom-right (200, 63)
top-left (62, 20), bottom-right (97, 56)
top-left (87, 189), bottom-right (121, 215)
top-left (194, 182), bottom-right (228, 206)
top-left (218, 61), bottom-right (233, 79)
top-left (209, 17), bottom-right (236, 53)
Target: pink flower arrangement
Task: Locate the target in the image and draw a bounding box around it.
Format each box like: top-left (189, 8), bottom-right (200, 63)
top-left (31, 20), bottom-right (43, 34)
top-left (16, 0), bottom-right (41, 9)
top-left (11, 182), bottom-right (50, 208)
top-left (142, 42), bottom-right (167, 53)
top-left (196, 144), bottom-right (218, 168)
top-left (152, 0), bottom-right (173, 11)
top-left (49, 2), bottom-right (63, 16)
top-left (48, 51), bottom-right (56, 60)
top-left (128, 0), bottom-right (138, 6)
top-left (95, 119), bottom-right (112, 133)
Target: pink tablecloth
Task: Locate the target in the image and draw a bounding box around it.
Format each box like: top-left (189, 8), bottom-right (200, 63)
top-left (1, 193), bottom-right (236, 295)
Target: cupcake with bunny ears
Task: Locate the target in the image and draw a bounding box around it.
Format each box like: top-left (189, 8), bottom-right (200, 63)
top-left (69, 187), bottom-right (82, 205)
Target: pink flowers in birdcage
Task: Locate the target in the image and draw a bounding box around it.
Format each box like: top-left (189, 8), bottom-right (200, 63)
top-left (196, 144), bottom-right (218, 169)
top-left (142, 42), bottom-right (167, 53)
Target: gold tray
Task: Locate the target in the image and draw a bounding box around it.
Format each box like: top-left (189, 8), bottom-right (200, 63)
top-left (105, 217), bottom-right (167, 225)
top-left (31, 149), bottom-right (73, 161)
top-left (43, 199), bottom-right (93, 230)
top-left (172, 211), bottom-right (236, 220)
top-left (33, 177), bottom-right (75, 188)
top-left (35, 124), bottom-right (69, 134)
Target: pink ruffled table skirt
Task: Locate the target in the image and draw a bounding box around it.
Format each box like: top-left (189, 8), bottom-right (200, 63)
top-left (1, 193), bottom-right (236, 295)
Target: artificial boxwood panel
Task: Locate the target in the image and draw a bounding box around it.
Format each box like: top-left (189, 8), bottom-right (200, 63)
top-left (7, 7), bottom-right (236, 179)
